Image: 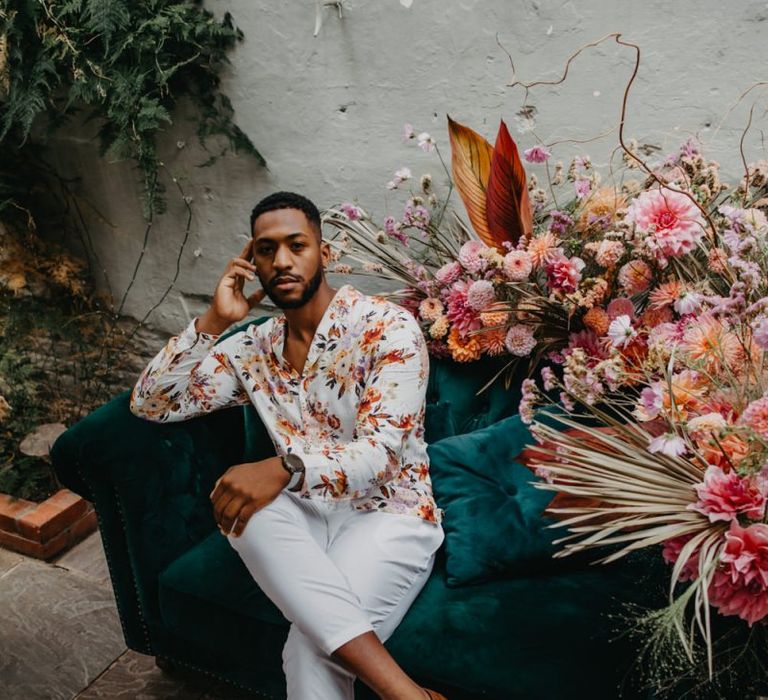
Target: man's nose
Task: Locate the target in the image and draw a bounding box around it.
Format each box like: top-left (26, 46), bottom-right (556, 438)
top-left (273, 244), bottom-right (292, 271)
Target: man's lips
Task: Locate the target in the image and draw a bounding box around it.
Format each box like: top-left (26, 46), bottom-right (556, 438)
top-left (271, 277), bottom-right (300, 290)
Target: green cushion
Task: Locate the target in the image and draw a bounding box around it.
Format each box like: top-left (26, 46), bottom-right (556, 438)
top-left (427, 413), bottom-right (575, 587)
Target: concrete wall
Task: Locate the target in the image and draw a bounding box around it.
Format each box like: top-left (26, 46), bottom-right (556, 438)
top-left (50, 0), bottom-right (768, 335)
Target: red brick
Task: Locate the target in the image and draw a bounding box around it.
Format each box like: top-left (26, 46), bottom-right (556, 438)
top-left (16, 490), bottom-right (88, 543)
top-left (0, 493), bottom-right (36, 532)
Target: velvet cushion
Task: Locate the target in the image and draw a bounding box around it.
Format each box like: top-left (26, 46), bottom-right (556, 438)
top-left (427, 412), bottom-right (575, 587)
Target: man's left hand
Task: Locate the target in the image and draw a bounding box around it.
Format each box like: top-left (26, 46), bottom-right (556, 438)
top-left (209, 457), bottom-right (290, 537)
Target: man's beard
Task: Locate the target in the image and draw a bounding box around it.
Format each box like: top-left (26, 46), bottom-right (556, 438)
top-left (264, 264), bottom-right (324, 309)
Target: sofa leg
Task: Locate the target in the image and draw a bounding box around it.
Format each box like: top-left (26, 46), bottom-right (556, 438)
top-left (155, 655), bottom-right (177, 674)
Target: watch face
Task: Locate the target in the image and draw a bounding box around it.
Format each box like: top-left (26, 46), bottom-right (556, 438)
top-left (283, 453), bottom-right (304, 473)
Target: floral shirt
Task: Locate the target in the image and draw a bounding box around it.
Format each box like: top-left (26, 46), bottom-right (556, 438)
top-left (130, 284), bottom-right (443, 526)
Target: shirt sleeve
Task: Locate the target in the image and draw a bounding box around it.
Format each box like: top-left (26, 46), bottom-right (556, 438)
top-left (290, 310), bottom-right (429, 499)
top-left (129, 317), bottom-right (250, 423)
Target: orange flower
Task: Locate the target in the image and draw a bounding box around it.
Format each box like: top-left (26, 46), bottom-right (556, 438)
top-left (583, 307), bottom-right (610, 335)
top-left (664, 370), bottom-right (708, 420)
top-left (577, 186), bottom-right (626, 230)
top-left (698, 433), bottom-right (750, 471)
top-left (527, 231), bottom-right (561, 268)
top-left (478, 328), bottom-right (507, 356)
top-left (681, 316), bottom-right (741, 374)
top-left (447, 327), bottom-right (482, 362)
top-left (648, 280), bottom-right (682, 310)
top-left (480, 309), bottom-right (509, 327)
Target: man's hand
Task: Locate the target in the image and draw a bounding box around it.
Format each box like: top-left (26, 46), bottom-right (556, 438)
top-left (209, 457), bottom-right (290, 537)
top-left (197, 239), bottom-right (266, 336)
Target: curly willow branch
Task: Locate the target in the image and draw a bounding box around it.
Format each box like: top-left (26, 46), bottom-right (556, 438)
top-left (498, 32), bottom-right (720, 243)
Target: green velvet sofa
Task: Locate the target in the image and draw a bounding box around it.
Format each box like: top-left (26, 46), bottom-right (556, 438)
top-left (50, 317), bottom-right (664, 699)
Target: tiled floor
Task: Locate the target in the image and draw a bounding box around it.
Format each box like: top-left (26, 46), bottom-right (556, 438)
top-left (0, 533), bottom-right (263, 699)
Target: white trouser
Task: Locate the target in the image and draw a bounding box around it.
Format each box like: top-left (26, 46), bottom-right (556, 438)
top-left (227, 491), bottom-right (444, 700)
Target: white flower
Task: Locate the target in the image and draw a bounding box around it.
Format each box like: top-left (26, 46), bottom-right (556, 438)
top-left (648, 433), bottom-right (687, 457)
top-left (607, 315), bottom-right (637, 348)
top-left (395, 166), bottom-right (412, 181)
top-left (674, 290), bottom-right (702, 315)
top-left (417, 132), bottom-right (435, 152)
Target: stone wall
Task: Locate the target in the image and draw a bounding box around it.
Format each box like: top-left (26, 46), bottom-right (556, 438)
top-left (47, 0), bottom-right (768, 337)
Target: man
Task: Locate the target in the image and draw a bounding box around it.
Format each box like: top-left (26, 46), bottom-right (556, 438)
top-left (130, 191), bottom-right (447, 700)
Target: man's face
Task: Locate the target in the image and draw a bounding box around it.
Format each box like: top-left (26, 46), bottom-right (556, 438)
top-left (251, 208), bottom-right (329, 309)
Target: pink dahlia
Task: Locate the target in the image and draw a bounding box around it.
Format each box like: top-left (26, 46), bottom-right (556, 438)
top-left (434, 260), bottom-right (462, 286)
top-left (626, 188), bottom-right (704, 260)
top-left (502, 250), bottom-right (533, 282)
top-left (466, 279), bottom-right (496, 311)
top-left (662, 534), bottom-right (700, 582)
top-left (709, 522), bottom-right (768, 625)
top-left (504, 324), bottom-right (537, 357)
top-left (546, 256), bottom-right (585, 294)
top-left (689, 465), bottom-right (767, 523)
top-left (739, 396), bottom-right (768, 440)
top-left (458, 240), bottom-right (487, 274)
top-left (445, 281), bottom-right (481, 336)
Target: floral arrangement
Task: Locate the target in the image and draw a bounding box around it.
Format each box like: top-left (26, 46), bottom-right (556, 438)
top-left (325, 113), bottom-right (768, 692)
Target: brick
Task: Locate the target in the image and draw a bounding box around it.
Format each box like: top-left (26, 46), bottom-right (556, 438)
top-left (16, 490), bottom-right (89, 543)
top-left (0, 493), bottom-right (36, 532)
top-left (0, 508), bottom-right (97, 560)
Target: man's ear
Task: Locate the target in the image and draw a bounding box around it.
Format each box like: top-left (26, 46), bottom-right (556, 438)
top-left (320, 239), bottom-right (331, 268)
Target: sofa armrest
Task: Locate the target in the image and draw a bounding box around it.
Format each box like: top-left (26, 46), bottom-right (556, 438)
top-left (50, 390), bottom-right (248, 652)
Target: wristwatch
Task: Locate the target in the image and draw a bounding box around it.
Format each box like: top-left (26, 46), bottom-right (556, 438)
top-left (280, 453), bottom-right (305, 492)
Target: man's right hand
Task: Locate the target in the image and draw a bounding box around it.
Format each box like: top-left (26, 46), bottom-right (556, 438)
top-left (196, 240), bottom-right (266, 335)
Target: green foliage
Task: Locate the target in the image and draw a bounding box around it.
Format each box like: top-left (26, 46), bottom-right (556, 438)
top-left (0, 0), bottom-right (264, 216)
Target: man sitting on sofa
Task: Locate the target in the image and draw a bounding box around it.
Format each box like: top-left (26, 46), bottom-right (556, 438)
top-left (130, 191), bottom-right (447, 700)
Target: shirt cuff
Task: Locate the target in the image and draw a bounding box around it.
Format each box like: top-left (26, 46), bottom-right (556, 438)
top-left (175, 316), bottom-right (222, 352)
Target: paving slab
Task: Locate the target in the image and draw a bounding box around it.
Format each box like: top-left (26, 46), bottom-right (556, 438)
top-left (53, 531), bottom-right (111, 586)
top-left (0, 558), bottom-right (125, 700)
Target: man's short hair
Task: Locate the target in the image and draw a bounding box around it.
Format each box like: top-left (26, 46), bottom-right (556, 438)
top-left (249, 191), bottom-right (322, 237)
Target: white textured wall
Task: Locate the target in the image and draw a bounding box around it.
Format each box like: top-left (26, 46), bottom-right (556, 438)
top-left (51, 0), bottom-right (768, 334)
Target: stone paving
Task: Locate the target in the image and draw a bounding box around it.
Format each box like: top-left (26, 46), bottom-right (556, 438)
top-left (0, 533), bottom-right (262, 699)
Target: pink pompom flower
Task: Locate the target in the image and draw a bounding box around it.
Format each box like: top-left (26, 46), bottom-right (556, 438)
top-left (434, 261), bottom-right (462, 286)
top-left (466, 279), bottom-right (496, 311)
top-left (503, 250), bottom-right (533, 282)
top-left (505, 324), bottom-right (537, 357)
top-left (458, 240), bottom-right (488, 274)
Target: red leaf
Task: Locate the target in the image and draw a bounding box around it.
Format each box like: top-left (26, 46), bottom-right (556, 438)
top-left (485, 120), bottom-right (533, 250)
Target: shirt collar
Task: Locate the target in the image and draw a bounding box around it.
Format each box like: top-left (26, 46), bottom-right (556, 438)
top-left (270, 284), bottom-right (360, 374)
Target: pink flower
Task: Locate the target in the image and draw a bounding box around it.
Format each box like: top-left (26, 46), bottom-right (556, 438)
top-left (505, 324), bottom-right (537, 357)
top-left (709, 522), bottom-right (768, 625)
top-left (752, 316), bottom-right (768, 350)
top-left (607, 297), bottom-right (635, 321)
top-left (636, 383), bottom-right (663, 421)
top-left (546, 256), bottom-right (584, 294)
top-left (739, 396), bottom-right (768, 440)
top-left (689, 465), bottom-right (768, 523)
top-left (502, 250), bottom-right (533, 282)
top-left (458, 240), bottom-right (487, 274)
top-left (434, 261), bottom-right (462, 286)
top-left (466, 279), bottom-right (496, 311)
top-left (383, 216), bottom-right (408, 245)
top-left (340, 202), bottom-right (364, 220)
top-left (607, 315), bottom-right (636, 348)
top-left (626, 188), bottom-right (705, 259)
top-left (574, 179), bottom-right (591, 199)
top-left (662, 534), bottom-right (700, 582)
top-left (618, 260), bottom-right (653, 295)
top-left (523, 145), bottom-right (551, 163)
top-left (445, 281), bottom-right (481, 336)
top-left (648, 433), bottom-right (687, 457)
top-left (541, 366), bottom-right (557, 391)
top-left (566, 330), bottom-right (608, 364)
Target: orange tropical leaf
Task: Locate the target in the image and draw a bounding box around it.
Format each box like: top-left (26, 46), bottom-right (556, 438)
top-left (447, 115), bottom-right (494, 244)
top-left (485, 119), bottom-right (533, 249)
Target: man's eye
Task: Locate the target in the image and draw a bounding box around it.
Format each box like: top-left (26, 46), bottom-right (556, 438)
top-left (256, 247), bottom-right (272, 255)
top-left (291, 243), bottom-right (305, 251)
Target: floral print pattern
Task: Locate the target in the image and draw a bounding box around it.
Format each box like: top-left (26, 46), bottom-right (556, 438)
top-left (130, 284), bottom-right (443, 526)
